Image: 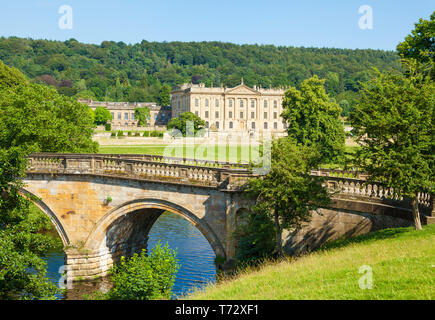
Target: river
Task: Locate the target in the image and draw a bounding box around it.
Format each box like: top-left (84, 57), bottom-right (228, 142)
top-left (43, 211), bottom-right (217, 299)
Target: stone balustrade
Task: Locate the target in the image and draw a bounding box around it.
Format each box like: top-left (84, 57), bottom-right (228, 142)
top-left (26, 153), bottom-right (250, 189)
top-left (26, 153), bottom-right (433, 215)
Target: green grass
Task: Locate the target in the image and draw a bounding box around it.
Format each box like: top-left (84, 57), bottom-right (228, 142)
top-left (99, 144), bottom-right (261, 163)
top-left (187, 224), bottom-right (435, 300)
top-left (98, 144), bottom-right (361, 168)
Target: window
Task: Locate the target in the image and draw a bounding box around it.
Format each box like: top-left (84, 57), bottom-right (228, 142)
top-left (178, 101), bottom-right (181, 108)
top-left (215, 111), bottom-right (219, 118)
top-left (274, 122), bottom-right (278, 129)
top-left (205, 111), bottom-right (209, 118)
top-left (195, 99), bottom-right (199, 107)
top-left (240, 100), bottom-right (244, 108)
top-left (125, 113), bottom-right (129, 120)
top-left (264, 112), bottom-right (267, 119)
top-left (111, 112), bottom-right (114, 119)
top-left (251, 122), bottom-right (256, 129)
top-left (206, 121), bottom-right (209, 128)
top-left (274, 100), bottom-right (278, 108)
top-left (229, 111), bottom-right (233, 119)
top-left (240, 112), bottom-right (244, 119)
top-left (195, 111), bottom-right (198, 116)
top-left (274, 112), bottom-right (277, 119)
top-left (216, 121), bottom-right (219, 129)
top-left (205, 99), bottom-right (209, 107)
top-left (264, 100), bottom-right (268, 108)
top-left (229, 121), bottom-right (233, 129)
top-left (229, 99), bottom-right (233, 107)
top-left (264, 122), bottom-right (268, 129)
top-left (251, 100), bottom-right (255, 108)
top-left (118, 113), bottom-right (121, 120)
top-left (131, 113), bottom-right (135, 121)
top-left (215, 99), bottom-right (219, 107)
top-left (283, 122), bottom-right (287, 129)
top-left (251, 112), bottom-right (255, 119)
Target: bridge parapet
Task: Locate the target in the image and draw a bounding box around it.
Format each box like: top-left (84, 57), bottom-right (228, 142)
top-left (311, 168), bottom-right (433, 217)
top-left (25, 153), bottom-right (433, 215)
top-left (26, 153), bottom-right (252, 190)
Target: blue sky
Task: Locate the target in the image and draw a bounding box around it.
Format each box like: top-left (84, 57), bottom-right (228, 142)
top-left (0, 1), bottom-right (433, 50)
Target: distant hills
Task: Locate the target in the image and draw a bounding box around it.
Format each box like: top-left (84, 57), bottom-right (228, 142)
top-left (0, 37), bottom-right (402, 115)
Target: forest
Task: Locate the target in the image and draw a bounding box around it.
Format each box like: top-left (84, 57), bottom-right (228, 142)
top-left (0, 37), bottom-right (402, 115)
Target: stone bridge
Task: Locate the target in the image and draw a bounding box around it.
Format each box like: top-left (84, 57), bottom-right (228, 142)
top-left (22, 153), bottom-right (434, 281)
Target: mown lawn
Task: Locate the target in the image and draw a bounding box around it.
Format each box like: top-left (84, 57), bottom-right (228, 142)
top-left (187, 224), bottom-right (435, 300)
top-left (99, 144), bottom-right (261, 163)
top-left (98, 144), bottom-right (360, 167)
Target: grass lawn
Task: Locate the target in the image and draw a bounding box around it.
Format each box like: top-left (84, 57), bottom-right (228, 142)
top-left (99, 144), bottom-right (262, 163)
top-left (98, 144), bottom-right (361, 167)
top-left (187, 224), bottom-right (435, 300)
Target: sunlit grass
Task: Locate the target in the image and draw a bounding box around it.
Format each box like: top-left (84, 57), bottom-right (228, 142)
top-left (187, 224), bottom-right (435, 300)
top-left (99, 144), bottom-right (262, 163)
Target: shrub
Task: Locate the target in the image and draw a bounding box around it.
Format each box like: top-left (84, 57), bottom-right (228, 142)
top-left (135, 132), bottom-right (141, 137)
top-left (127, 131), bottom-right (132, 136)
top-left (117, 130), bottom-right (123, 137)
top-left (105, 123), bottom-right (112, 131)
top-left (143, 131), bottom-right (150, 137)
top-left (150, 130), bottom-right (160, 137)
top-left (107, 242), bottom-right (179, 300)
top-left (110, 131), bottom-right (116, 137)
top-left (233, 205), bottom-right (276, 267)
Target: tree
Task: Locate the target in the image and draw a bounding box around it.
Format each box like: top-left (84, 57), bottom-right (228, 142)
top-left (157, 84), bottom-right (171, 106)
top-left (167, 112), bottom-right (206, 137)
top-left (0, 61), bottom-right (97, 298)
top-left (397, 11), bottom-right (435, 77)
top-left (106, 242), bottom-right (179, 300)
top-left (245, 139), bottom-right (331, 256)
top-left (350, 67), bottom-right (434, 230)
top-left (134, 107), bottom-right (151, 126)
top-left (0, 147), bottom-right (61, 299)
top-left (233, 205), bottom-right (276, 266)
top-left (281, 76), bottom-right (346, 163)
top-left (93, 106), bottom-right (112, 125)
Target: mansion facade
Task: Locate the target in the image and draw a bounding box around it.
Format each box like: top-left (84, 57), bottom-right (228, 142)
top-left (170, 81), bottom-right (287, 134)
top-left (80, 100), bottom-right (171, 129)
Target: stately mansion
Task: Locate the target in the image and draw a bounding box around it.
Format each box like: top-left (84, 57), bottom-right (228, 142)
top-left (170, 81), bottom-right (287, 135)
top-left (80, 100), bottom-right (171, 130)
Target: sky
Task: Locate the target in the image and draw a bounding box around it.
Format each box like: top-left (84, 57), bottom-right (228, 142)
top-left (0, 0), bottom-right (433, 50)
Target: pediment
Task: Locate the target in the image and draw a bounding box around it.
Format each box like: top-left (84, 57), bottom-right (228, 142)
top-left (225, 84), bottom-right (260, 95)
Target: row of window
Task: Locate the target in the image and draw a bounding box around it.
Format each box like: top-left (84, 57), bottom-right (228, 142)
top-left (193, 98), bottom-right (281, 108)
top-left (205, 121), bottom-right (286, 130)
top-left (112, 112), bottom-right (135, 121)
top-left (195, 111), bottom-right (279, 120)
top-left (111, 113), bottom-right (166, 121)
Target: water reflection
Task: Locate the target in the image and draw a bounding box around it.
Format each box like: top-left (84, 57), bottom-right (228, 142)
top-left (44, 211), bottom-right (217, 299)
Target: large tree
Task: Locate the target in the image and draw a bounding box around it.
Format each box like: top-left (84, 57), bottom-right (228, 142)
top-left (281, 76), bottom-right (346, 163)
top-left (245, 139), bottom-right (331, 256)
top-left (134, 107), bottom-right (151, 126)
top-left (350, 67), bottom-right (434, 230)
top-left (397, 11), bottom-right (435, 78)
top-left (93, 106), bottom-right (112, 125)
top-left (167, 112), bottom-right (206, 137)
top-left (0, 61), bottom-right (97, 298)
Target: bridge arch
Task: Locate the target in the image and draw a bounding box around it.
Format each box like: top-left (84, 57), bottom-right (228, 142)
top-left (85, 198), bottom-right (227, 260)
top-left (19, 188), bottom-right (70, 246)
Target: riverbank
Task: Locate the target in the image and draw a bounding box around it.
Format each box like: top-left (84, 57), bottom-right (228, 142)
top-left (187, 224), bottom-right (435, 300)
